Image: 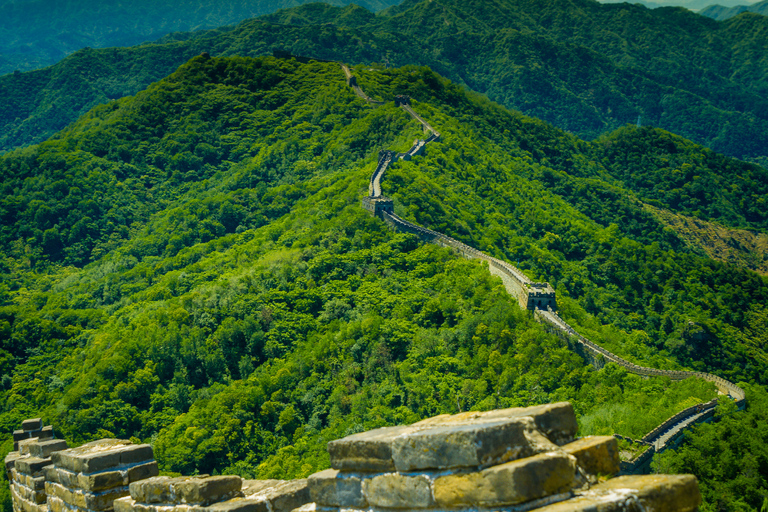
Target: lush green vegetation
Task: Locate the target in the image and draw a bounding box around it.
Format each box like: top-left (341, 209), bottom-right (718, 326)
top-left (3, 0), bottom-right (768, 165)
top-left (0, 57), bottom-right (766, 511)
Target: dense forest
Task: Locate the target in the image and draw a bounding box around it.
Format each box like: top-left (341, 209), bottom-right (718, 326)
top-left (0, 56), bottom-right (767, 511)
top-left (2, 0), bottom-right (768, 166)
top-left (0, 0), bottom-right (401, 75)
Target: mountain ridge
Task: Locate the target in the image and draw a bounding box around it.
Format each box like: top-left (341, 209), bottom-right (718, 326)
top-left (2, 0), bottom-right (768, 166)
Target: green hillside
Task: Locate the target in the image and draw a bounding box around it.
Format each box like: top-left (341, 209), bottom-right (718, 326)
top-left (2, 0), bottom-right (768, 166)
top-left (0, 0), bottom-right (402, 75)
top-left (1, 55), bottom-right (767, 510)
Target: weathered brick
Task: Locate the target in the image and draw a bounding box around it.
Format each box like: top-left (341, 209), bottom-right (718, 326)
top-left (563, 436), bottom-right (620, 477)
top-left (394, 419), bottom-right (541, 471)
top-left (5, 451), bottom-right (22, 474)
top-left (534, 474), bottom-right (701, 512)
top-left (263, 480), bottom-right (310, 512)
top-left (53, 440), bottom-right (154, 474)
top-left (21, 419), bottom-right (43, 432)
top-left (433, 451), bottom-right (578, 507)
top-left (413, 402), bottom-right (578, 446)
top-left (18, 439), bottom-right (41, 456)
top-left (208, 498), bottom-right (268, 512)
top-left (86, 486), bottom-right (131, 511)
top-left (113, 497), bottom-right (135, 512)
top-left (28, 439), bottom-right (68, 459)
top-left (13, 431), bottom-right (30, 443)
top-left (175, 476), bottom-right (243, 505)
top-left (130, 477), bottom-right (174, 503)
top-left (327, 425), bottom-right (412, 472)
top-left (15, 457), bottom-right (51, 476)
top-left (307, 469), bottom-right (366, 508)
top-left (126, 461), bottom-right (159, 484)
top-left (79, 470), bottom-right (125, 492)
top-left (362, 474), bottom-right (433, 509)
top-left (329, 403), bottom-right (578, 472)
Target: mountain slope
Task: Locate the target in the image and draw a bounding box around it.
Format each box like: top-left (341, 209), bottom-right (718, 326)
top-left (1, 55), bottom-right (767, 511)
top-left (2, 0), bottom-right (768, 166)
top-left (700, 0), bottom-right (768, 19)
top-left (0, 0), bottom-right (402, 75)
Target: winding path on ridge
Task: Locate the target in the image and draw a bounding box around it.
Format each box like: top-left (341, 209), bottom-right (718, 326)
top-left (340, 62), bottom-right (746, 474)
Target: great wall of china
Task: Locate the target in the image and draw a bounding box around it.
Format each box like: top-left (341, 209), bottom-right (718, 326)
top-left (3, 55), bottom-right (744, 512)
top-left (344, 61), bottom-right (746, 473)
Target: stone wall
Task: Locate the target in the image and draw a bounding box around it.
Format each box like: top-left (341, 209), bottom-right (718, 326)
top-left (45, 439), bottom-right (158, 512)
top-left (342, 59), bottom-right (744, 478)
top-left (116, 475), bottom-right (309, 512)
top-left (5, 420), bottom-right (68, 512)
top-left (302, 402), bottom-right (701, 512)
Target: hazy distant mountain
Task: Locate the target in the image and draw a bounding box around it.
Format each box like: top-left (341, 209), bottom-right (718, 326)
top-left (700, 0), bottom-right (768, 18)
top-left (0, 0), bottom-right (403, 75)
top-left (598, 0), bottom-right (759, 8)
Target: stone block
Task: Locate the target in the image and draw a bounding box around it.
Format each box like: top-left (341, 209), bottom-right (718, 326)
top-left (563, 436), bottom-right (620, 477)
top-left (362, 474), bottom-right (433, 509)
top-left (53, 440), bottom-right (154, 474)
top-left (15, 457), bottom-right (51, 476)
top-left (37, 426), bottom-right (55, 440)
top-left (48, 480), bottom-right (129, 511)
top-left (208, 498), bottom-right (267, 512)
top-left (327, 425), bottom-right (412, 472)
top-left (433, 451), bottom-right (578, 507)
top-left (10, 485), bottom-right (47, 512)
top-left (80, 470), bottom-right (126, 492)
top-left (307, 469), bottom-right (366, 508)
top-left (176, 476), bottom-right (243, 505)
top-left (21, 419), bottom-right (43, 432)
top-left (265, 480), bottom-right (310, 512)
top-left (126, 461), bottom-right (160, 485)
top-left (113, 497), bottom-right (134, 512)
top-left (48, 496), bottom-right (71, 512)
top-left (241, 480), bottom-right (283, 497)
top-left (29, 439), bottom-right (69, 459)
top-left (18, 439), bottom-right (41, 456)
top-left (12, 481), bottom-right (45, 504)
top-left (328, 403), bottom-right (578, 472)
top-left (413, 402), bottom-right (578, 446)
top-left (4, 451), bottom-right (22, 474)
top-left (13, 431), bottom-right (30, 442)
top-left (533, 474), bottom-right (701, 512)
top-left (392, 418), bottom-right (540, 472)
top-left (130, 477), bottom-right (174, 503)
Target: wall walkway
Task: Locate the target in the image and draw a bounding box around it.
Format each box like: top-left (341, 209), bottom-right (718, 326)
top-left (344, 63), bottom-right (746, 474)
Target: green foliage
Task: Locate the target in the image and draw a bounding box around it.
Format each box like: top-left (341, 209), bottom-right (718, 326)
top-left (0, 56), bottom-right (765, 512)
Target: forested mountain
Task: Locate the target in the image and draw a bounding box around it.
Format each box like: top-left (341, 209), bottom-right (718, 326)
top-left (0, 0), bottom-right (402, 75)
top-left (0, 55), bottom-right (767, 511)
top-left (700, 0), bottom-right (768, 19)
top-left (2, 0), bottom-right (768, 167)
